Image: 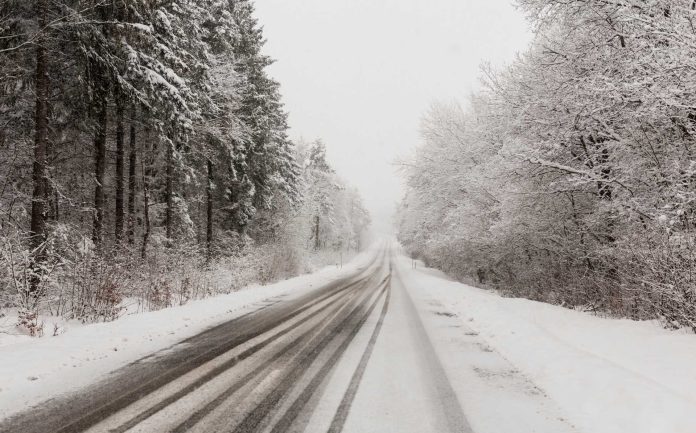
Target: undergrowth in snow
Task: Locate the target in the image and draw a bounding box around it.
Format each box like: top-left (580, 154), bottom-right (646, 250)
top-left (0, 240), bottom-right (359, 341)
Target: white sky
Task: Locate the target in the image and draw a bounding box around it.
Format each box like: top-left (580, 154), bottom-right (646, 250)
top-left (255, 0), bottom-right (532, 234)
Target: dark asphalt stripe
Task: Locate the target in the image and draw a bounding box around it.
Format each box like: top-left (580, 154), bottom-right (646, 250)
top-left (49, 268), bottom-right (379, 433)
top-left (108, 276), bottom-right (369, 433)
top-left (168, 278), bottom-right (371, 433)
top-left (270, 279), bottom-right (391, 433)
top-left (230, 277), bottom-right (388, 433)
top-left (328, 276), bottom-right (392, 433)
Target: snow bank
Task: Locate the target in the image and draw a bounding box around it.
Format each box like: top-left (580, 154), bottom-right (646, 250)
top-left (0, 247), bottom-right (377, 420)
top-left (396, 255), bottom-right (696, 433)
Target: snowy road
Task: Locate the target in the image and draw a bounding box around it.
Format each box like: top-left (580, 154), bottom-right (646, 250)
top-left (1, 245), bottom-right (576, 433)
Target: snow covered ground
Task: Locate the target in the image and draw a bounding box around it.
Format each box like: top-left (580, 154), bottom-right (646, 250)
top-left (0, 247), bottom-right (376, 420)
top-left (396, 254), bottom-right (696, 433)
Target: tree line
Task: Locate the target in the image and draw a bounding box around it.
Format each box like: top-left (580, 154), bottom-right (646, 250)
top-left (398, 0), bottom-right (696, 329)
top-left (0, 0), bottom-right (369, 327)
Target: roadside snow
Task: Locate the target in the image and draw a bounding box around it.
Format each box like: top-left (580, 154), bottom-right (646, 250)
top-left (396, 255), bottom-right (696, 433)
top-left (0, 247), bottom-right (376, 420)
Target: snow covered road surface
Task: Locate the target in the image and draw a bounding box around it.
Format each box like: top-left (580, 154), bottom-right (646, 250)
top-left (302, 259), bottom-right (473, 433)
top-left (0, 248), bottom-right (376, 424)
top-left (3, 243), bottom-right (692, 433)
top-left (0, 244), bottom-right (479, 433)
top-left (1, 248), bottom-right (389, 433)
top-left (2, 244), bottom-right (477, 433)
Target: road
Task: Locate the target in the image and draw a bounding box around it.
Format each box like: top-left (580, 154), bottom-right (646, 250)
top-left (0, 245), bottom-right (473, 433)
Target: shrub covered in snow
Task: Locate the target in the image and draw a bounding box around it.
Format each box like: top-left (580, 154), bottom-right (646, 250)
top-left (398, 1), bottom-right (696, 330)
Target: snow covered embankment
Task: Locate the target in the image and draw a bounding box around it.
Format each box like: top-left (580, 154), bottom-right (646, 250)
top-left (0, 247), bottom-right (376, 421)
top-left (397, 256), bottom-right (696, 433)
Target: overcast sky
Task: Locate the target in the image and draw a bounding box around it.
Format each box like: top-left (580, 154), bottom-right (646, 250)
top-left (255, 0), bottom-right (532, 234)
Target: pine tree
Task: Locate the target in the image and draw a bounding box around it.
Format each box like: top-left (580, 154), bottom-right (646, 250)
top-left (0, 0), bottom-right (371, 322)
top-left (226, 0), bottom-right (299, 232)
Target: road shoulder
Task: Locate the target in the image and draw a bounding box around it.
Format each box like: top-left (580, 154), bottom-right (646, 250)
top-left (396, 253), bottom-right (696, 433)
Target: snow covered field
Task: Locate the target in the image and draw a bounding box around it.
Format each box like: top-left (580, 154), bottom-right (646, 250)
top-left (398, 255), bottom-right (696, 433)
top-left (0, 248), bottom-right (375, 420)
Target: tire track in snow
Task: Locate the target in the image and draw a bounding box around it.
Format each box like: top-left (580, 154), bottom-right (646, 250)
top-left (269, 276), bottom-right (391, 433)
top-left (327, 274), bottom-right (392, 433)
top-left (168, 276), bottom-right (373, 433)
top-left (108, 274), bottom-right (371, 433)
top-left (229, 276), bottom-right (389, 433)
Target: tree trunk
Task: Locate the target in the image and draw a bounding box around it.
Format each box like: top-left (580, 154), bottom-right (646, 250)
top-left (206, 159), bottom-right (214, 264)
top-left (29, 0), bottom-right (49, 298)
top-left (92, 2), bottom-right (110, 248)
top-left (314, 215), bottom-right (320, 250)
top-left (47, 139), bottom-right (58, 222)
top-left (114, 92), bottom-right (125, 242)
top-left (165, 143), bottom-right (173, 246)
top-left (92, 85), bottom-right (107, 247)
top-left (593, 137), bottom-right (615, 244)
top-left (141, 122), bottom-right (152, 259)
top-left (52, 189), bottom-right (59, 222)
top-left (127, 105), bottom-right (137, 245)
top-left (141, 165), bottom-right (150, 260)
